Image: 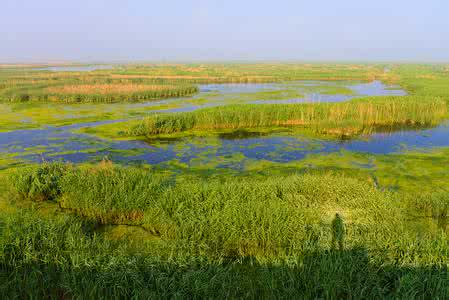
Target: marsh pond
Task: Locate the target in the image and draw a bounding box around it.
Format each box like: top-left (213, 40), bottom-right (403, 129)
top-left (3, 80), bottom-right (448, 172)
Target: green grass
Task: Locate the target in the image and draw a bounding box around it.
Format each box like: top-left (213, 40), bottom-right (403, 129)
top-left (1, 211), bottom-right (447, 299)
top-left (284, 82), bottom-right (357, 95)
top-left (1, 162), bottom-right (448, 298)
top-left (227, 89), bottom-right (305, 101)
top-left (385, 64), bottom-right (449, 99)
top-left (128, 96), bottom-right (448, 137)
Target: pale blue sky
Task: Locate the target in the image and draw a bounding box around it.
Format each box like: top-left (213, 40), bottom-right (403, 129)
top-left (1, 0), bottom-right (448, 62)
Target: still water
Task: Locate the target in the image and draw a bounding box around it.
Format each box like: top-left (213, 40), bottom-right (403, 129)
top-left (2, 80), bottom-right (442, 171)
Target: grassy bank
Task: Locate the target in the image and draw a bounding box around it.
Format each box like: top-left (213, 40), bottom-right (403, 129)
top-left (1, 162), bottom-right (448, 298)
top-left (128, 96), bottom-right (448, 137)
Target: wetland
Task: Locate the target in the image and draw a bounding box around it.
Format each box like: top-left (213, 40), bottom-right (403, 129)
top-left (1, 63), bottom-right (449, 298)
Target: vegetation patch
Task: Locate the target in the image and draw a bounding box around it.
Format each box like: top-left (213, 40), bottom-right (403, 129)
top-left (2, 161), bottom-right (448, 298)
top-left (128, 96), bottom-right (448, 137)
top-left (0, 83), bottom-right (198, 103)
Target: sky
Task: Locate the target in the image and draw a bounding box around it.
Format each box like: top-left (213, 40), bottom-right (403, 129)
top-left (1, 0), bottom-right (449, 63)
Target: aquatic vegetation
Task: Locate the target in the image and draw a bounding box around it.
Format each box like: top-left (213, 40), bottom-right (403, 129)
top-left (129, 96), bottom-right (447, 137)
top-left (0, 82), bottom-right (198, 103)
top-left (2, 64), bottom-right (449, 298)
top-left (76, 120), bottom-right (139, 139)
top-left (47, 83), bottom-right (183, 94)
top-left (0, 63), bottom-right (383, 104)
top-left (227, 89), bottom-right (305, 101)
top-left (0, 64), bottom-right (403, 130)
top-left (283, 82), bottom-right (357, 96)
top-left (238, 147), bottom-right (449, 193)
top-left (0, 100), bottom-right (183, 132)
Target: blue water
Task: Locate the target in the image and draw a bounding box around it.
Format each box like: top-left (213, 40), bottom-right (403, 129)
top-left (1, 121), bottom-right (448, 169)
top-left (35, 65), bottom-right (114, 72)
top-left (201, 80), bottom-right (406, 104)
top-left (2, 80), bottom-right (446, 171)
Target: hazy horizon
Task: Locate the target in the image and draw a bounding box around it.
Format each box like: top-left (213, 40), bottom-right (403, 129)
top-left (2, 0), bottom-right (449, 63)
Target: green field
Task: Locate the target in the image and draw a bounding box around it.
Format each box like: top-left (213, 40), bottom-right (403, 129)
top-left (1, 63), bottom-right (449, 298)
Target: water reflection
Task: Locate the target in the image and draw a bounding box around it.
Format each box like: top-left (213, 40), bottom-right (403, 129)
top-left (2, 123), bottom-right (448, 168)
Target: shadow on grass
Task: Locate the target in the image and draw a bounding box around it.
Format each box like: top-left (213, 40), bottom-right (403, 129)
top-left (1, 246), bottom-right (447, 299)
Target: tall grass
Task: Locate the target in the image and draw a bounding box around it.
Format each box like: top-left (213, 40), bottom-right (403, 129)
top-left (11, 162), bottom-right (68, 202)
top-left (1, 211), bottom-right (447, 298)
top-left (0, 82), bottom-right (198, 103)
top-left (10, 163), bottom-right (397, 254)
top-left (129, 96), bottom-right (448, 136)
top-left (2, 162), bottom-right (448, 298)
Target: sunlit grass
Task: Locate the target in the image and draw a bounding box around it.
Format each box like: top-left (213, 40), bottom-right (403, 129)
top-left (1, 162), bottom-right (447, 298)
top-left (46, 83), bottom-right (180, 95)
top-left (129, 96), bottom-right (448, 137)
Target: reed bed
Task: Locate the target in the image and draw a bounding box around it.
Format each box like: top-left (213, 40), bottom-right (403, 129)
top-left (46, 83), bottom-right (180, 94)
top-left (2, 162), bottom-right (448, 298)
top-left (11, 162), bottom-right (392, 239)
top-left (0, 63), bottom-right (385, 102)
top-left (129, 96), bottom-right (448, 136)
top-left (1, 83), bottom-right (198, 103)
